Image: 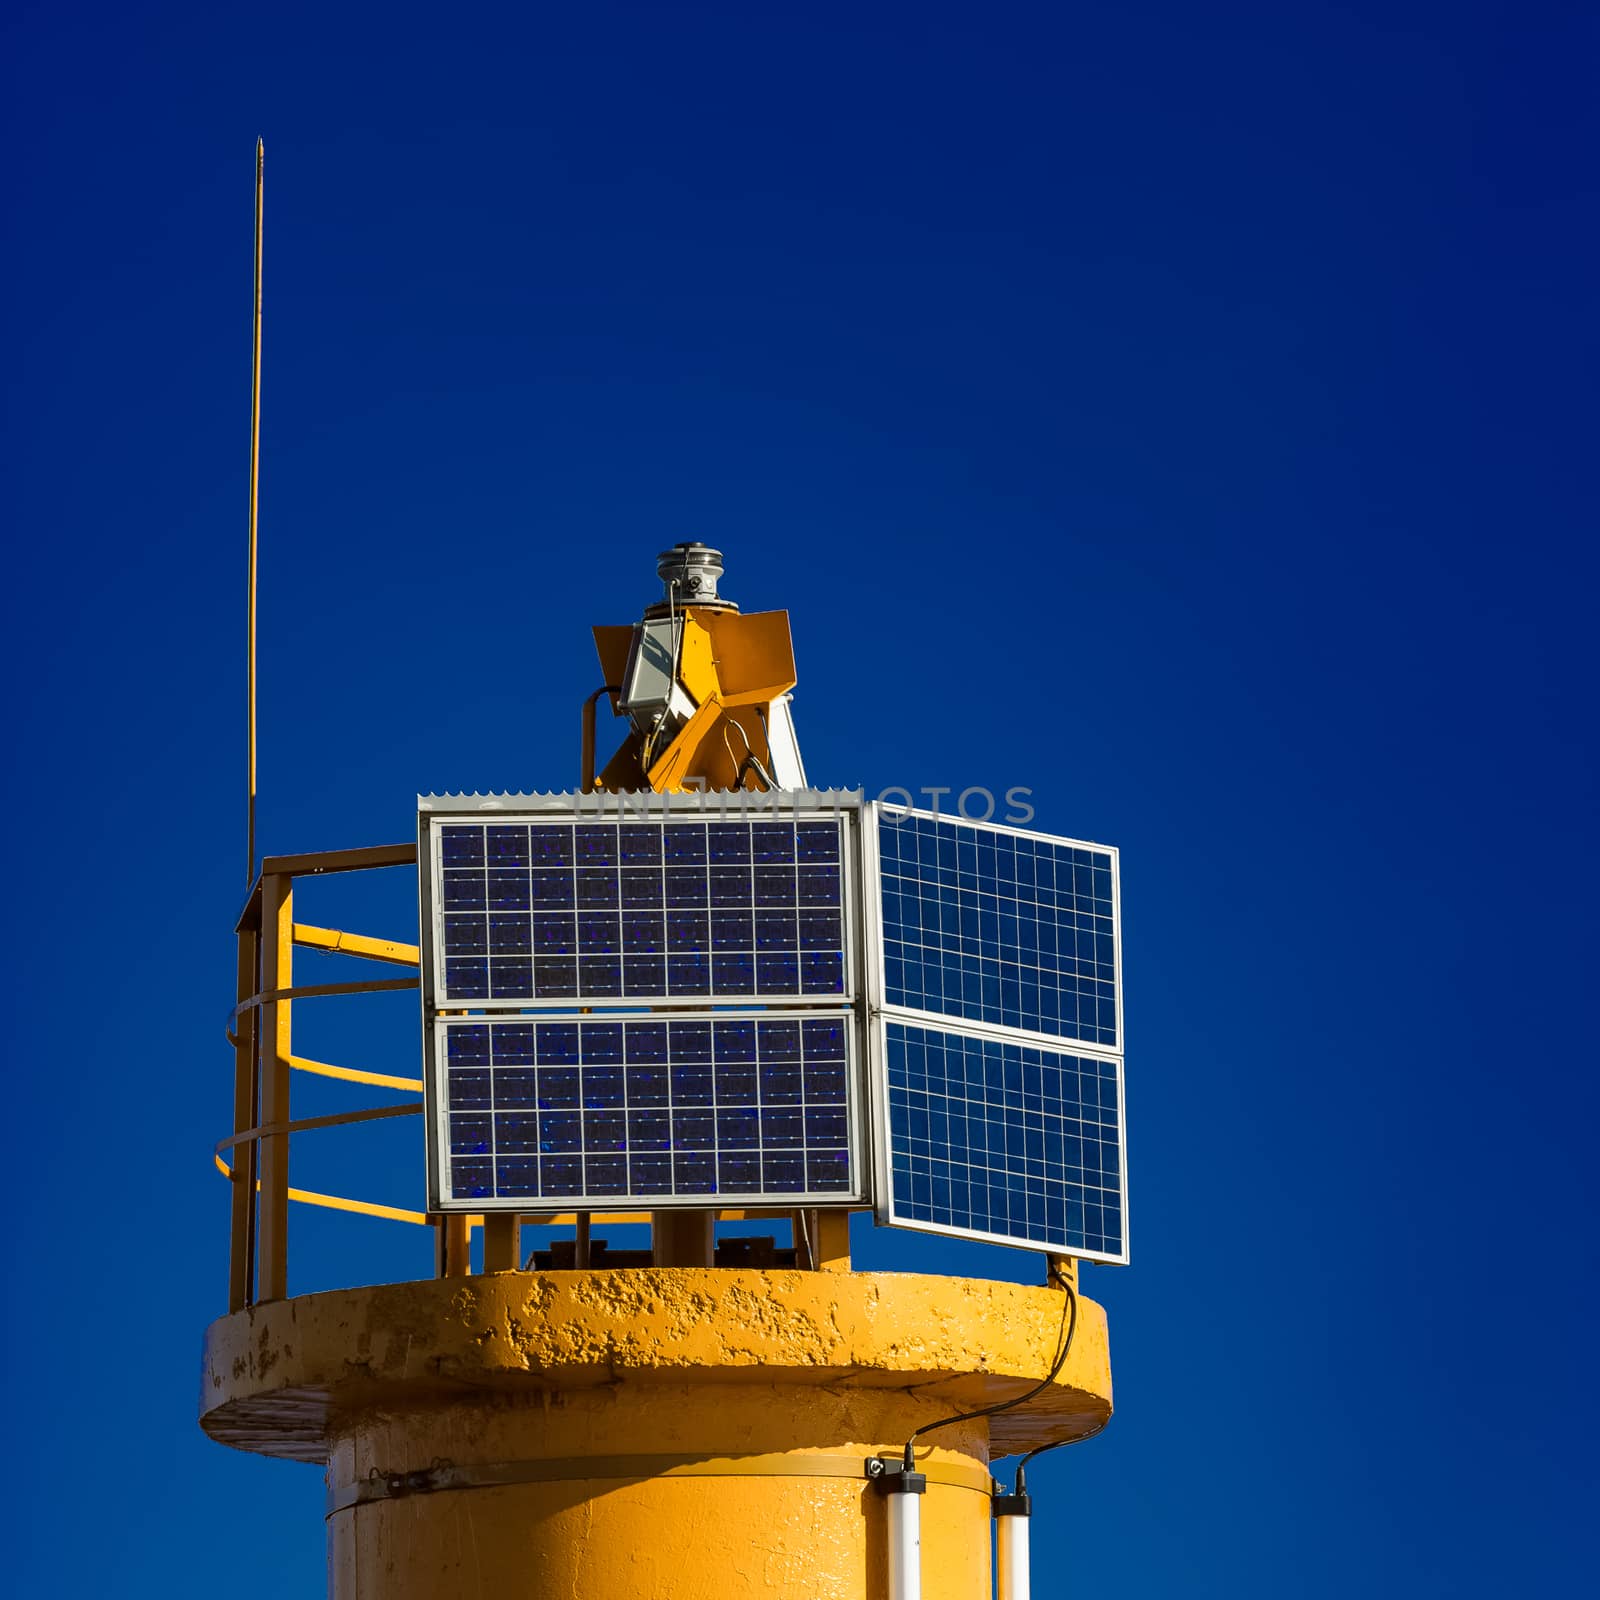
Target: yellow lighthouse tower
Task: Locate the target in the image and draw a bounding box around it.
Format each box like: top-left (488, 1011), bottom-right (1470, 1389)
top-left (202, 533), bottom-right (1122, 1599)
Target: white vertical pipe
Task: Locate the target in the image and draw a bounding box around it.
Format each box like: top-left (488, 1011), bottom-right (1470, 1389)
top-left (887, 1484), bottom-right (922, 1600)
top-left (996, 1510), bottom-right (1031, 1600)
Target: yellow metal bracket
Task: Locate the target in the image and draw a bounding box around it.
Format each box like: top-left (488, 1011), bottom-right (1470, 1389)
top-left (645, 695), bottom-right (726, 790)
top-left (676, 612), bottom-right (720, 705)
top-left (326, 1451), bottom-right (995, 1515)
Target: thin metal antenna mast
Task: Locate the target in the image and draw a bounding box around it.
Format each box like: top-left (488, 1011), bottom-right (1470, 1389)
top-left (246, 137), bottom-right (263, 884)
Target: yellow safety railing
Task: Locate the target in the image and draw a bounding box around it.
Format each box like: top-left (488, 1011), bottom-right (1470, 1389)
top-left (225, 842), bottom-right (453, 1309)
top-left (223, 839), bottom-right (853, 1310)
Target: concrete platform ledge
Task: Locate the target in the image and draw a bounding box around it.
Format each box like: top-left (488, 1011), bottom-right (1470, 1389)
top-left (200, 1267), bottom-right (1112, 1462)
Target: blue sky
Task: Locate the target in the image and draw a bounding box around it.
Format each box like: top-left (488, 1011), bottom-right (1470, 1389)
top-left (3, 2), bottom-right (1596, 1594)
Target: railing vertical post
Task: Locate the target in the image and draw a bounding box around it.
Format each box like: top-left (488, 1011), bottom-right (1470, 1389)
top-left (229, 925), bottom-right (260, 1311)
top-left (258, 872), bottom-right (293, 1301)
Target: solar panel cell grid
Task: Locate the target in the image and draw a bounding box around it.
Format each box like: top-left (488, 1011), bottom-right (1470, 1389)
top-left (885, 1020), bottom-right (1124, 1259)
top-left (878, 811), bottom-right (1117, 1048)
top-left (440, 1013), bottom-right (856, 1204)
top-left (435, 816), bottom-right (847, 1006)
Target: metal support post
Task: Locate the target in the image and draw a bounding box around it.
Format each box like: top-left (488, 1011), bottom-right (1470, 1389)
top-left (258, 873), bottom-right (293, 1301)
top-left (444, 1214), bottom-right (471, 1277)
top-left (811, 1209), bottom-right (851, 1271)
top-left (483, 1213), bottom-right (520, 1273)
top-left (434, 1213), bottom-right (472, 1278)
top-left (652, 1210), bottom-right (714, 1267)
top-left (790, 1209), bottom-right (812, 1269)
top-left (229, 926), bottom-right (260, 1311)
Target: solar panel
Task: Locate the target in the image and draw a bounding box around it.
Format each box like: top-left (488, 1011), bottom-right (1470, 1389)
top-left (418, 793), bottom-right (867, 1214)
top-left (435, 1011), bottom-right (861, 1207)
top-left (875, 809), bottom-right (1119, 1049)
top-left (417, 793), bottom-right (1127, 1256)
top-left (868, 806), bottom-right (1128, 1263)
top-left (429, 814), bottom-right (849, 1008)
top-left (881, 1019), bottom-right (1125, 1260)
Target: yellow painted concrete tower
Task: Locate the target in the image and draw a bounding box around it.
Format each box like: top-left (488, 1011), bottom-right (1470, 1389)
top-left (203, 544), bottom-right (1116, 1599)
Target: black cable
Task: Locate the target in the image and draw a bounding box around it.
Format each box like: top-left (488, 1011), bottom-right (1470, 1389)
top-left (1012, 1413), bottom-right (1109, 1495)
top-left (897, 1280), bottom-right (1078, 1471)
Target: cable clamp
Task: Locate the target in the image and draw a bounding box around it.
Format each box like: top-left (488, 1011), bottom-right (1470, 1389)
top-left (368, 1458), bottom-right (454, 1500)
top-left (865, 1456), bottom-right (927, 1495)
top-left (992, 1490), bottom-right (1032, 1518)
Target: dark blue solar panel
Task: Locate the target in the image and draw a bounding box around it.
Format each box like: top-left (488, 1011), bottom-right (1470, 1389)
top-left (884, 1020), bottom-right (1125, 1259)
top-left (440, 1013), bottom-right (856, 1203)
top-left (878, 811), bottom-right (1118, 1049)
top-left (437, 817), bottom-right (846, 1006)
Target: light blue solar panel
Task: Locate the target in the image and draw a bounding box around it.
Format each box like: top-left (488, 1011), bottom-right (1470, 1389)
top-left (437, 1012), bottom-right (858, 1206)
top-left (884, 1019), bottom-right (1125, 1261)
top-left (877, 810), bottom-right (1118, 1049)
top-left (434, 816), bottom-right (847, 1007)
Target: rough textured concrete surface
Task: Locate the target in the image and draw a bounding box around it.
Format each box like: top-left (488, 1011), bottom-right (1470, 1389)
top-left (200, 1269), bottom-right (1113, 1600)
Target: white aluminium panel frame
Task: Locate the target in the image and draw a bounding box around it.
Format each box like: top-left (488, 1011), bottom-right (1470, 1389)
top-left (417, 790), bottom-right (871, 1216)
top-left (865, 801), bottom-right (1123, 1055)
top-left (420, 792), bottom-right (862, 1014)
top-left (426, 1007), bottom-right (869, 1213)
top-left (861, 802), bottom-right (1129, 1263)
top-left (866, 1012), bottom-right (1130, 1266)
